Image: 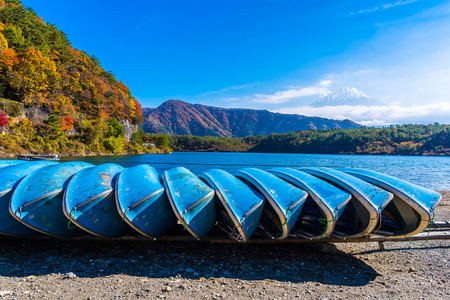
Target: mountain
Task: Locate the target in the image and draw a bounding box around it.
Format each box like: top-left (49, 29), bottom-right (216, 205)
top-left (311, 87), bottom-right (384, 107)
top-left (143, 100), bottom-right (361, 137)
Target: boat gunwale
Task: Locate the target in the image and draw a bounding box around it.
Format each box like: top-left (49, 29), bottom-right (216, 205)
top-left (269, 168), bottom-right (352, 239)
top-left (163, 170), bottom-right (203, 240)
top-left (235, 169), bottom-right (290, 240)
top-left (199, 171), bottom-right (249, 243)
top-left (299, 167), bottom-right (393, 237)
top-left (341, 168), bottom-right (443, 238)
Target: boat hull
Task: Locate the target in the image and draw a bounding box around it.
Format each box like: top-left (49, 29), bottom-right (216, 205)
top-left (9, 162), bottom-right (92, 237)
top-left (236, 168), bottom-right (308, 240)
top-left (163, 167), bottom-right (216, 239)
top-left (0, 161), bottom-right (58, 236)
top-left (63, 163), bottom-right (129, 238)
top-left (200, 169), bottom-right (264, 242)
top-left (269, 168), bottom-right (352, 239)
top-left (341, 168), bottom-right (442, 238)
top-left (299, 167), bottom-right (393, 238)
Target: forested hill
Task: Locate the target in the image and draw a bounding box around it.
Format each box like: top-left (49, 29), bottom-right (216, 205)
top-left (168, 123), bottom-right (450, 156)
top-left (143, 100), bottom-right (361, 137)
top-left (0, 0), bottom-right (142, 123)
top-left (0, 0), bottom-right (158, 156)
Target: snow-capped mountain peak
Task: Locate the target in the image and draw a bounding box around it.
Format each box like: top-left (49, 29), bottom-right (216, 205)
top-left (311, 87), bottom-right (384, 107)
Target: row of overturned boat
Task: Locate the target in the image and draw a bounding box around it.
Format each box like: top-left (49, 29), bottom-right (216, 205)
top-left (0, 159), bottom-right (442, 242)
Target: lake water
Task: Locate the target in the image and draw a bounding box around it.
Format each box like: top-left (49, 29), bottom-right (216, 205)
top-left (63, 152), bottom-right (450, 190)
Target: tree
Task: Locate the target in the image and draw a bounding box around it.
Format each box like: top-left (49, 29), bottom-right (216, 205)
top-left (59, 116), bottom-right (73, 132)
top-left (17, 47), bottom-right (60, 98)
top-left (43, 114), bottom-right (62, 136)
top-left (0, 109), bottom-right (7, 133)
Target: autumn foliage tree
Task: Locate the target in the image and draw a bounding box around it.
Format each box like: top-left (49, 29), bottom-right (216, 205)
top-left (0, 1), bottom-right (149, 156)
top-left (59, 115), bottom-right (73, 132)
top-left (0, 109), bottom-right (7, 132)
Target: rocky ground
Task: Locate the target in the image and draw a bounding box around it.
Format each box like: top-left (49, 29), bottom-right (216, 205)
top-left (0, 192), bottom-right (448, 299)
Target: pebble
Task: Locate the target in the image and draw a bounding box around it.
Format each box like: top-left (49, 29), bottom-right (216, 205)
top-left (0, 191), bottom-right (446, 299)
top-left (63, 272), bottom-right (77, 279)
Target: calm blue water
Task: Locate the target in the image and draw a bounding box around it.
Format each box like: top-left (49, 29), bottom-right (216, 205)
top-left (63, 152), bottom-right (450, 190)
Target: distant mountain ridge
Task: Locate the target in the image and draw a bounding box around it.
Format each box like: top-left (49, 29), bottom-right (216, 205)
top-left (312, 87), bottom-right (384, 107)
top-left (143, 100), bottom-right (361, 137)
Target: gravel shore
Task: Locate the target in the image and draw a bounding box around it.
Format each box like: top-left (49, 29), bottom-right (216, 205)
top-left (0, 191), bottom-right (448, 299)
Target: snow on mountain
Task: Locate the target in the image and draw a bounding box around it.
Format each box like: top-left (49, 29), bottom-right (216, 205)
top-left (311, 87), bottom-right (385, 107)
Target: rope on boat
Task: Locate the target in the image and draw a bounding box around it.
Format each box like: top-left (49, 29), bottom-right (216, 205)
top-left (409, 212), bottom-right (435, 247)
top-left (67, 206), bottom-right (78, 230)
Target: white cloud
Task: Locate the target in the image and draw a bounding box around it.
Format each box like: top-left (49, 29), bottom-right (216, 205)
top-left (352, 0), bottom-right (419, 14)
top-left (251, 86), bottom-right (331, 104)
top-left (382, 0), bottom-right (419, 9)
top-left (318, 79), bottom-right (333, 87)
top-left (276, 102), bottom-right (450, 126)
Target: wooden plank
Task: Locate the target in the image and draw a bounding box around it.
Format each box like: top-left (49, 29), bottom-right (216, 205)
top-left (431, 221), bottom-right (450, 228)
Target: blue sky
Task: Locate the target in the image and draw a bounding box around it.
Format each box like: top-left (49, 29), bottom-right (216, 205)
top-left (22, 0), bottom-right (450, 125)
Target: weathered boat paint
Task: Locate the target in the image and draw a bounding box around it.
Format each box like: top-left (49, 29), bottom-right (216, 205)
top-left (163, 167), bottom-right (216, 239)
top-left (0, 161), bottom-right (58, 236)
top-left (235, 168), bottom-right (308, 240)
top-left (199, 169), bottom-right (265, 242)
top-left (299, 167), bottom-right (394, 238)
top-left (0, 160), bottom-right (25, 168)
top-left (115, 164), bottom-right (177, 238)
top-left (63, 163), bottom-right (128, 238)
top-left (269, 168), bottom-right (352, 239)
top-left (341, 168), bottom-right (442, 238)
top-left (9, 162), bottom-right (93, 237)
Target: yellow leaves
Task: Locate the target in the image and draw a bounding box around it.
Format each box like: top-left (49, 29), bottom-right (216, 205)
top-left (0, 23), bottom-right (5, 32)
top-left (68, 72), bottom-right (83, 93)
top-left (0, 32), bottom-right (7, 52)
top-left (36, 16), bottom-right (46, 25)
top-left (51, 95), bottom-right (74, 115)
top-left (128, 98), bottom-right (136, 119)
top-left (81, 78), bottom-right (96, 95)
top-left (8, 116), bottom-right (33, 138)
top-left (17, 47), bottom-right (60, 96)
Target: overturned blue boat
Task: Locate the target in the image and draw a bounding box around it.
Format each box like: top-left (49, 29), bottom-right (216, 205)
top-left (236, 168), bottom-right (308, 240)
top-left (0, 161), bottom-right (58, 236)
top-left (163, 167), bottom-right (216, 239)
top-left (341, 168), bottom-right (442, 238)
top-left (200, 169), bottom-right (264, 242)
top-left (10, 162), bottom-right (92, 237)
top-left (115, 164), bottom-right (177, 238)
top-left (63, 163), bottom-right (128, 238)
top-left (269, 168), bottom-right (352, 239)
top-left (0, 158), bottom-right (441, 242)
top-left (299, 167), bottom-right (394, 238)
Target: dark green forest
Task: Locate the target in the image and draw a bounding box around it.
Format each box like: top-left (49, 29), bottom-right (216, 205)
top-left (169, 123), bottom-right (450, 156)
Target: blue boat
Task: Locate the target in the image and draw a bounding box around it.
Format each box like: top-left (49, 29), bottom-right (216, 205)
top-left (0, 161), bottom-right (58, 236)
top-left (341, 168), bottom-right (442, 238)
top-left (163, 167), bottom-right (216, 239)
top-left (63, 163), bottom-right (129, 238)
top-left (235, 168), bottom-right (308, 240)
top-left (9, 162), bottom-right (92, 237)
top-left (0, 160), bottom-right (25, 168)
top-left (299, 167), bottom-right (394, 238)
top-left (199, 169), bottom-right (265, 242)
top-left (115, 164), bottom-right (177, 238)
top-left (269, 168), bottom-right (352, 239)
